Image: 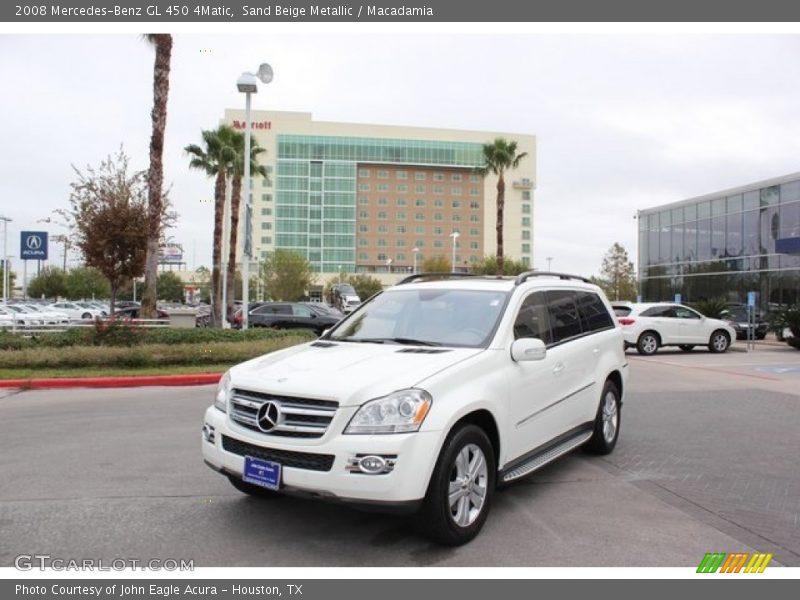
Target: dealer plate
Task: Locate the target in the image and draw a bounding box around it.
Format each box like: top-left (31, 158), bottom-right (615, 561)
top-left (243, 456), bottom-right (281, 490)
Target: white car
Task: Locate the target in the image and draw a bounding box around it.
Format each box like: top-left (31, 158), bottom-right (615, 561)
top-left (21, 303), bottom-right (70, 325)
top-left (203, 272), bottom-right (629, 545)
top-left (0, 305), bottom-right (42, 327)
top-left (48, 301), bottom-right (104, 321)
top-left (617, 302), bottom-right (736, 355)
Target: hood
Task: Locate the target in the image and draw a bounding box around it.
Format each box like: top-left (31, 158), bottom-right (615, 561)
top-left (230, 341), bottom-right (482, 406)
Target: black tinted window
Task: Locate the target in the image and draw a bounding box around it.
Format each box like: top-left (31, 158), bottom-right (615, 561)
top-left (641, 306), bottom-right (672, 317)
top-left (255, 304), bottom-right (291, 315)
top-left (544, 290), bottom-right (583, 342)
top-left (613, 306), bottom-right (631, 317)
top-left (577, 292), bottom-right (615, 332)
top-left (513, 292), bottom-right (553, 344)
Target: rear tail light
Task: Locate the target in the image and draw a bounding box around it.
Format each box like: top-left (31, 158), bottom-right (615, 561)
top-left (618, 318), bottom-right (636, 326)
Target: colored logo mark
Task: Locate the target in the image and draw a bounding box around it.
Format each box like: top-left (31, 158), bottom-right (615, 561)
top-left (697, 552), bottom-right (772, 573)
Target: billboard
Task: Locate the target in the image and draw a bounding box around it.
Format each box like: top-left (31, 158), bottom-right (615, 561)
top-left (159, 242), bottom-right (184, 264)
top-left (20, 231), bottom-right (48, 260)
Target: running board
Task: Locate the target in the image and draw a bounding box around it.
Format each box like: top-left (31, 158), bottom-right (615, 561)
top-left (500, 429), bottom-right (593, 483)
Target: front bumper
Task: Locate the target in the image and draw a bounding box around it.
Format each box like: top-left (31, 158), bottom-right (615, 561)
top-left (202, 405), bottom-right (441, 506)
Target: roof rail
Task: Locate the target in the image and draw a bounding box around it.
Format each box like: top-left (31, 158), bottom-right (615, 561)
top-left (396, 272), bottom-right (488, 286)
top-left (514, 271), bottom-right (592, 286)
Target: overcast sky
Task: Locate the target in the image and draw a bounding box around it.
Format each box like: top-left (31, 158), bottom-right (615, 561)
top-left (2, 33), bottom-right (800, 277)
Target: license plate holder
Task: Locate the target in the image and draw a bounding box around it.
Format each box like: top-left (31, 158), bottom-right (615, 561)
top-left (243, 455), bottom-right (281, 490)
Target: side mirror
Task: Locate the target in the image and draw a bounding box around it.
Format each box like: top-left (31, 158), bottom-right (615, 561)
top-left (511, 337), bottom-right (547, 362)
top-left (321, 328), bottom-right (331, 338)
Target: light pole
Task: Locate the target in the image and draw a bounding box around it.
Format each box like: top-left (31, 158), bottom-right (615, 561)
top-left (1, 215), bottom-right (11, 304)
top-left (450, 231), bottom-right (460, 272)
top-left (546, 256), bottom-right (553, 271)
top-left (412, 247), bottom-right (419, 273)
top-left (385, 258), bottom-right (393, 273)
top-left (237, 62), bottom-right (273, 330)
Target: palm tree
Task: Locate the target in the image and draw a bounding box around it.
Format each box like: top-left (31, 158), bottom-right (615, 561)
top-left (141, 34), bottom-right (173, 319)
top-left (476, 138), bottom-right (528, 275)
top-left (185, 126), bottom-right (239, 327)
top-left (226, 135), bottom-right (268, 320)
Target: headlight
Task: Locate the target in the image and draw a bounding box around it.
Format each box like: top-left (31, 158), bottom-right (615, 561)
top-left (344, 389), bottom-right (432, 434)
top-left (214, 371), bottom-right (232, 413)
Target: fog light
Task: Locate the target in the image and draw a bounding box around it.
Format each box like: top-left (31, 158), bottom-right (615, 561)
top-left (202, 423), bottom-right (216, 444)
top-left (346, 454), bottom-right (397, 475)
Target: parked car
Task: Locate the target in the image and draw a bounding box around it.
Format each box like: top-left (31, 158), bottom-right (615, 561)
top-left (21, 303), bottom-right (70, 325)
top-left (721, 305), bottom-right (768, 340)
top-left (302, 302), bottom-right (345, 319)
top-left (203, 272), bottom-right (628, 545)
top-left (0, 305), bottom-right (42, 326)
top-left (617, 302), bottom-right (736, 355)
top-left (48, 301), bottom-right (104, 321)
top-left (113, 306), bottom-right (169, 320)
top-left (328, 283), bottom-right (361, 314)
top-left (248, 302), bottom-right (342, 335)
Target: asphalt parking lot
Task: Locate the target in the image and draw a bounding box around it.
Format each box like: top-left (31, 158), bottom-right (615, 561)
top-left (1, 342), bottom-right (798, 567)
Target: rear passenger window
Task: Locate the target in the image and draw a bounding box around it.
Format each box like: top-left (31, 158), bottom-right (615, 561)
top-left (544, 290), bottom-right (583, 342)
top-left (641, 306), bottom-right (672, 317)
top-left (576, 292), bottom-right (615, 332)
top-left (513, 292), bottom-right (553, 345)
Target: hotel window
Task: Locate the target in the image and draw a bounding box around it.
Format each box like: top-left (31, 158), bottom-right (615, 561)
top-left (451, 187), bottom-right (462, 196)
top-left (397, 198), bottom-right (407, 207)
top-left (522, 243), bottom-right (531, 253)
top-left (522, 230), bottom-right (531, 240)
top-left (434, 213), bottom-right (444, 221)
top-left (359, 211), bottom-right (369, 219)
top-left (415, 240), bottom-right (425, 248)
top-left (378, 211), bottom-right (387, 220)
top-left (378, 197), bottom-right (388, 206)
top-left (522, 203), bottom-right (531, 214)
top-left (358, 183), bottom-right (370, 191)
top-left (396, 225), bottom-right (406, 234)
top-left (469, 214), bottom-right (479, 223)
top-left (415, 198), bottom-right (426, 207)
top-left (261, 208), bottom-right (272, 216)
top-left (433, 173), bottom-right (445, 182)
top-left (396, 170), bottom-right (407, 180)
top-left (359, 239), bottom-right (368, 247)
top-left (433, 185), bottom-right (444, 195)
top-left (452, 200), bottom-right (462, 209)
top-left (378, 239), bottom-right (387, 247)
top-left (378, 253), bottom-right (388, 261)
top-left (358, 168), bottom-right (370, 177)
top-left (452, 173), bottom-right (462, 182)
top-left (415, 172), bottom-right (426, 180)
top-left (433, 226), bottom-right (443, 235)
top-left (397, 239), bottom-right (406, 247)
top-left (452, 214), bottom-right (462, 222)
top-left (522, 217), bottom-right (531, 227)
top-left (378, 224), bottom-right (388, 234)
top-left (397, 253), bottom-right (406, 261)
top-left (470, 241), bottom-right (479, 250)
top-left (469, 188), bottom-right (479, 197)
top-left (470, 174), bottom-right (481, 183)
top-left (434, 199), bottom-right (444, 208)
top-left (469, 201), bottom-right (480, 209)
top-left (434, 240), bottom-right (444, 249)
top-left (522, 191), bottom-right (531, 200)
top-left (377, 169), bottom-right (389, 178)
top-left (358, 196), bottom-right (369, 206)
top-left (396, 211), bottom-right (407, 221)
top-left (260, 236), bottom-right (272, 244)
top-left (415, 212), bottom-right (425, 221)
top-left (377, 183), bottom-right (389, 192)
top-left (397, 184), bottom-right (408, 193)
top-left (416, 226), bottom-right (426, 234)
top-left (358, 252), bottom-right (368, 261)
top-left (261, 193), bottom-right (272, 202)
top-left (416, 185), bottom-right (426, 193)
top-left (261, 222), bottom-right (272, 230)
top-left (469, 228), bottom-right (479, 236)
top-left (359, 224), bottom-right (369, 233)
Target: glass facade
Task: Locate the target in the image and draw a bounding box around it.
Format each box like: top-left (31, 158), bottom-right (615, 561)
top-left (638, 176), bottom-right (800, 309)
top-left (275, 135), bottom-right (484, 272)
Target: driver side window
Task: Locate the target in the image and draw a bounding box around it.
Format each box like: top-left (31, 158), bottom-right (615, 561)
top-left (513, 292), bottom-right (553, 345)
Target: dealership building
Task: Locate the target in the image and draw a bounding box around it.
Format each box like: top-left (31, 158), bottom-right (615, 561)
top-left (638, 172), bottom-right (800, 309)
top-left (220, 110), bottom-right (536, 287)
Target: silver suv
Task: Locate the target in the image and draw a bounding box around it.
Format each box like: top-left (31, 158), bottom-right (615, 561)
top-left (203, 272), bottom-right (629, 545)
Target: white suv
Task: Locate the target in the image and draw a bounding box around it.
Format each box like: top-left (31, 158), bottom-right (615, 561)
top-left (617, 302), bottom-right (736, 355)
top-left (202, 272), bottom-right (629, 545)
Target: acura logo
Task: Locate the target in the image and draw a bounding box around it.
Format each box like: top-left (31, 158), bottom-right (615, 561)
top-left (26, 236), bottom-right (42, 250)
top-left (256, 401), bottom-right (280, 432)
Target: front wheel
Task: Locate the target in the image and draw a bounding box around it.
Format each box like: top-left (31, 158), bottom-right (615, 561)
top-left (708, 330), bottom-right (730, 353)
top-left (415, 424), bottom-right (495, 546)
top-left (584, 380), bottom-right (621, 455)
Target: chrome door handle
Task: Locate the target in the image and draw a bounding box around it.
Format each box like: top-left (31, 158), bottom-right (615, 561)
top-left (553, 363), bottom-right (565, 375)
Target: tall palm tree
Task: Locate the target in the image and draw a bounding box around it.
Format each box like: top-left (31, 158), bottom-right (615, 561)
top-left (226, 135), bottom-right (268, 320)
top-left (476, 138), bottom-right (528, 275)
top-left (185, 126), bottom-right (239, 327)
top-left (141, 34), bottom-right (173, 319)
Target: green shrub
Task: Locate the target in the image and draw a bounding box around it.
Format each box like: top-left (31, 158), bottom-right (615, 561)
top-left (691, 298), bottom-right (729, 319)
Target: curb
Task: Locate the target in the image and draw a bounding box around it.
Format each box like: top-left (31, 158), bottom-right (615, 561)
top-left (0, 373), bottom-right (223, 390)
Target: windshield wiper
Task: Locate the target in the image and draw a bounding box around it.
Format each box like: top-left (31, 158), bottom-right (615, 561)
top-left (331, 337), bottom-right (386, 344)
top-left (376, 337), bottom-right (442, 346)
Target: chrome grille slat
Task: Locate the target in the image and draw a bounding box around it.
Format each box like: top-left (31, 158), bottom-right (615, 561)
top-left (229, 389), bottom-right (338, 439)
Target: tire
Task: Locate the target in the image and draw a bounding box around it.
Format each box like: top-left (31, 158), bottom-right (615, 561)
top-left (679, 345), bottom-right (695, 352)
top-left (708, 330), bottom-right (730, 353)
top-left (415, 424), bottom-right (496, 546)
top-left (636, 331), bottom-right (660, 356)
top-left (584, 380), bottom-right (621, 455)
top-left (228, 475), bottom-right (279, 498)
top-left (81, 312), bottom-right (92, 320)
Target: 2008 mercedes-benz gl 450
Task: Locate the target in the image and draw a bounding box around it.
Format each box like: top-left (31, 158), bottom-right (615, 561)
top-left (202, 272), bottom-right (629, 545)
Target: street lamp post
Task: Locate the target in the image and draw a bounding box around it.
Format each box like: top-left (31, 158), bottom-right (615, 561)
top-left (237, 63), bottom-right (273, 331)
top-left (412, 247), bottom-right (419, 273)
top-left (450, 231), bottom-right (460, 272)
top-left (546, 256), bottom-right (553, 271)
top-left (1, 215), bottom-right (11, 304)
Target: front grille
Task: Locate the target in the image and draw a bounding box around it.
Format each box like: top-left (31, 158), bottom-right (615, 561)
top-left (229, 388), bottom-right (338, 439)
top-left (222, 436), bottom-right (335, 472)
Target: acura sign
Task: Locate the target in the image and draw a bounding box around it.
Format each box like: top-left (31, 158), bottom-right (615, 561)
top-left (20, 231), bottom-right (48, 260)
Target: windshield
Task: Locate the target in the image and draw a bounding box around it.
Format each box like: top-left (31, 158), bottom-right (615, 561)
top-left (335, 285), bottom-right (356, 296)
top-left (328, 288), bottom-right (508, 348)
